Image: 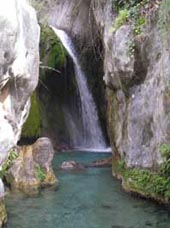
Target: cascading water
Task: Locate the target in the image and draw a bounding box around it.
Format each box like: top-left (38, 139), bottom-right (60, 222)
top-left (51, 26), bottom-right (108, 150)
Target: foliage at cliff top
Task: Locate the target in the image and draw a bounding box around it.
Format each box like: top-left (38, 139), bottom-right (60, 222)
top-left (111, 0), bottom-right (162, 58)
top-left (112, 0), bottom-right (161, 32)
top-left (40, 25), bottom-right (67, 70)
top-left (113, 0), bottom-right (161, 12)
top-left (21, 92), bottom-right (41, 138)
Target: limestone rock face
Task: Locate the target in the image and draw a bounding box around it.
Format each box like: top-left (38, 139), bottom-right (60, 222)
top-left (31, 0), bottom-right (94, 41)
top-left (77, 1), bottom-right (167, 168)
top-left (31, 0), bottom-right (169, 169)
top-left (104, 13), bottom-right (166, 168)
top-left (6, 138), bottom-right (58, 195)
top-left (0, 0), bottom-right (40, 165)
top-left (33, 137), bottom-right (54, 171)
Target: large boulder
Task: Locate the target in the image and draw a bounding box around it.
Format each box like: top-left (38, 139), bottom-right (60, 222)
top-left (6, 138), bottom-right (58, 195)
top-left (33, 137), bottom-right (54, 171)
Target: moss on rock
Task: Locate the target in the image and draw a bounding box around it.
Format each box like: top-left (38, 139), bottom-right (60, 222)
top-left (6, 138), bottom-right (58, 195)
top-left (40, 25), bottom-right (67, 70)
top-left (0, 200), bottom-right (7, 227)
top-left (21, 92), bottom-right (41, 139)
top-left (112, 156), bottom-right (170, 204)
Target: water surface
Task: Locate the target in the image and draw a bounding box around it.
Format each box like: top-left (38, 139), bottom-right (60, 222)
top-left (5, 152), bottom-right (170, 228)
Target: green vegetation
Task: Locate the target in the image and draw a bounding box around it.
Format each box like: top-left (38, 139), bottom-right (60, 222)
top-left (112, 1), bottom-right (161, 57)
top-left (112, 0), bottom-right (149, 32)
top-left (35, 164), bottom-right (46, 182)
top-left (21, 92), bottom-right (41, 138)
top-left (160, 143), bottom-right (170, 158)
top-left (113, 144), bottom-right (170, 202)
top-left (113, 9), bottom-right (128, 31)
top-left (160, 143), bottom-right (170, 177)
top-left (125, 168), bottom-right (170, 201)
top-left (112, 0), bottom-right (147, 12)
top-left (40, 25), bottom-right (67, 70)
top-left (0, 150), bottom-right (18, 179)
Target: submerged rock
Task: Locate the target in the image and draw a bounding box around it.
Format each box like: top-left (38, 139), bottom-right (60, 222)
top-left (6, 138), bottom-right (58, 195)
top-left (59, 161), bottom-right (85, 170)
top-left (86, 157), bottom-right (112, 168)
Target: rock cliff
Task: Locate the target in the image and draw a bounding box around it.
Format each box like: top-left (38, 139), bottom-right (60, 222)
top-left (0, 0), bottom-right (40, 225)
top-left (31, 0), bottom-right (170, 202)
top-left (34, 0), bottom-right (166, 167)
top-left (0, 0), bottom-right (40, 164)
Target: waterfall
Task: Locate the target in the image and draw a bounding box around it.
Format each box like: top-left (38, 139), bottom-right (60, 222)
top-left (51, 27), bottom-right (108, 150)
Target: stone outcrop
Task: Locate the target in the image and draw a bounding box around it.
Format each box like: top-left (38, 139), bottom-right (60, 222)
top-left (104, 11), bottom-right (166, 168)
top-left (0, 0), bottom-right (40, 225)
top-left (6, 137), bottom-right (58, 195)
top-left (0, 0), bottom-right (40, 164)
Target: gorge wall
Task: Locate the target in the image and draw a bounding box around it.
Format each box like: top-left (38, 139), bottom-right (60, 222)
top-left (30, 0), bottom-right (170, 201)
top-left (1, 0), bottom-right (169, 208)
top-left (0, 0), bottom-right (40, 225)
top-left (0, 0), bottom-right (39, 163)
top-left (32, 0), bottom-right (108, 149)
top-left (33, 0), bottom-right (167, 166)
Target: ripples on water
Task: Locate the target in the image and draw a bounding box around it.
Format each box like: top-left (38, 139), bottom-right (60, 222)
top-left (5, 152), bottom-right (170, 228)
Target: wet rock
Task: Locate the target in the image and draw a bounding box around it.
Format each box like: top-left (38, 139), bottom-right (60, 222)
top-left (59, 161), bottom-right (84, 170)
top-left (6, 138), bottom-right (58, 195)
top-left (86, 157), bottom-right (112, 168)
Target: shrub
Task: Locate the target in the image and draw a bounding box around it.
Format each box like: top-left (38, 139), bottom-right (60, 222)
top-left (0, 150), bottom-right (18, 179)
top-left (112, 9), bottom-right (128, 31)
top-left (115, 155), bottom-right (170, 201)
top-left (35, 164), bottom-right (46, 182)
top-left (160, 143), bottom-right (170, 159)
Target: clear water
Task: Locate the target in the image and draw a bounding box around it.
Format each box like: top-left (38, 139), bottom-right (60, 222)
top-left (51, 27), bottom-right (106, 149)
top-left (5, 152), bottom-right (170, 228)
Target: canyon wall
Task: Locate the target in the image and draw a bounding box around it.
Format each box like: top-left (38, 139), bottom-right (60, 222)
top-left (31, 0), bottom-right (170, 201)
top-left (0, 0), bottom-right (40, 224)
top-left (37, 0), bottom-right (167, 167)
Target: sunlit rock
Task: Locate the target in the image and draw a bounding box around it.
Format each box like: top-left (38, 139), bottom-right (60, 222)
top-left (6, 138), bottom-right (58, 195)
top-left (0, 0), bottom-right (39, 224)
top-left (0, 0), bottom-right (40, 165)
